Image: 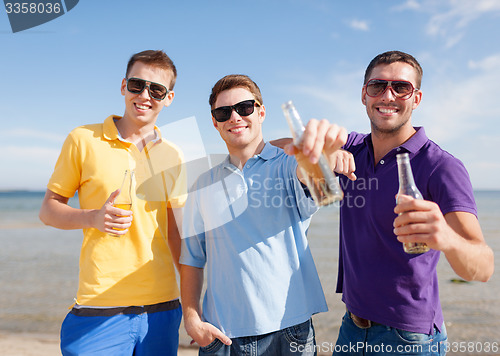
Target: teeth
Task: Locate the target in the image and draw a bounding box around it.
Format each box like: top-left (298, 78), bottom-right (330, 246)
top-left (379, 108), bottom-right (397, 114)
top-left (136, 104), bottom-right (149, 110)
top-left (230, 127), bottom-right (246, 133)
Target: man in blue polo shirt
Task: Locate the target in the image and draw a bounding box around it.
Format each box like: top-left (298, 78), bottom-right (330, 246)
top-left (180, 74), bottom-right (350, 355)
top-left (333, 51), bottom-right (494, 355)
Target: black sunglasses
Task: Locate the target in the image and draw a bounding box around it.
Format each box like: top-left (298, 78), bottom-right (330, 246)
top-left (365, 79), bottom-right (417, 100)
top-left (211, 99), bottom-right (261, 122)
top-left (126, 77), bottom-right (169, 101)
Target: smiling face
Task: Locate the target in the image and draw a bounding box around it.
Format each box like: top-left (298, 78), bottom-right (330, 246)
top-left (212, 87), bottom-right (265, 153)
top-left (362, 62), bottom-right (422, 136)
top-left (120, 61), bottom-right (174, 130)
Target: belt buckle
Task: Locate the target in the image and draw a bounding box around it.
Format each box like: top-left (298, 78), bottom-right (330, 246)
top-left (349, 311), bottom-right (372, 329)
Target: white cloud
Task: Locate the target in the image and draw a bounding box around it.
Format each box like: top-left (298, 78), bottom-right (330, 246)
top-left (468, 54), bottom-right (500, 71)
top-left (0, 128), bottom-right (65, 143)
top-left (348, 19), bottom-right (369, 32)
top-left (393, 0), bottom-right (500, 48)
top-left (393, 0), bottom-right (421, 11)
top-left (415, 52), bottom-right (500, 189)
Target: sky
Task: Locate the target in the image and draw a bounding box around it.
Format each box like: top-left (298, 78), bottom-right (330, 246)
top-left (1, 0), bottom-right (500, 190)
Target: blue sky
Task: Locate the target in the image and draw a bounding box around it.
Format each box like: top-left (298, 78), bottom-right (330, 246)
top-left (1, 0), bottom-right (500, 190)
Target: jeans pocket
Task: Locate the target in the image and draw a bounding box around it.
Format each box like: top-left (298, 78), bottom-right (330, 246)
top-left (394, 328), bottom-right (433, 345)
top-left (199, 338), bottom-right (224, 354)
top-left (283, 319), bottom-right (315, 345)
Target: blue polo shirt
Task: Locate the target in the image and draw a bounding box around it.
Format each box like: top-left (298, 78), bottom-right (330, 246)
top-left (180, 143), bottom-right (328, 338)
top-left (337, 127), bottom-right (477, 334)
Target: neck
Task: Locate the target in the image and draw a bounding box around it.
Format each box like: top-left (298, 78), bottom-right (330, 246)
top-left (228, 139), bottom-right (266, 169)
top-left (115, 116), bottom-right (157, 151)
top-left (371, 125), bottom-right (416, 164)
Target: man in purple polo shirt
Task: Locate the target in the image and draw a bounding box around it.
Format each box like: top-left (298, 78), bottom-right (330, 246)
top-left (333, 51), bottom-right (494, 355)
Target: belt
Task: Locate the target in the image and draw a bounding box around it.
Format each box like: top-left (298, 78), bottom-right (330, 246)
top-left (348, 310), bottom-right (380, 329)
top-left (70, 299), bottom-right (180, 317)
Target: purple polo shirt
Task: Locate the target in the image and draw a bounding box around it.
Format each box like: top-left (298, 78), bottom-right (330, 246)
top-left (336, 127), bottom-right (477, 334)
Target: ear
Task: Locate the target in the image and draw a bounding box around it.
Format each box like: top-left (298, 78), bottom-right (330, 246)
top-left (121, 78), bottom-right (127, 96)
top-left (163, 90), bottom-right (175, 108)
top-left (412, 90), bottom-right (422, 110)
top-left (258, 104), bottom-right (266, 123)
top-left (211, 115), bottom-right (219, 130)
top-left (361, 86), bottom-right (367, 106)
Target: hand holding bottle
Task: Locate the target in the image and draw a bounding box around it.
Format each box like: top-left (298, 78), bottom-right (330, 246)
top-left (394, 194), bottom-right (459, 254)
top-left (90, 170), bottom-right (134, 235)
top-left (395, 153), bottom-right (429, 253)
top-left (282, 101), bottom-right (346, 206)
top-left (90, 189), bottom-right (133, 235)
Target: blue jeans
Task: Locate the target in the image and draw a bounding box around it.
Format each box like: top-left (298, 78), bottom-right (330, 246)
top-left (60, 304), bottom-right (182, 356)
top-left (199, 318), bottom-right (317, 356)
top-left (333, 312), bottom-right (447, 356)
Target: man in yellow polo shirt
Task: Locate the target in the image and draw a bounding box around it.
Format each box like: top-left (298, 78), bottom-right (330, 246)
top-left (39, 50), bottom-right (187, 356)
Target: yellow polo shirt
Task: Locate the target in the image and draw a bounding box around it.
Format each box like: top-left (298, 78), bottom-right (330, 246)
top-left (48, 115), bottom-right (187, 306)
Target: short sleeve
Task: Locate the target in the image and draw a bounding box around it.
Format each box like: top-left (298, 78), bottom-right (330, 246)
top-left (180, 181), bottom-right (207, 268)
top-left (167, 148), bottom-right (188, 208)
top-left (47, 131), bottom-right (82, 198)
top-left (427, 154), bottom-right (477, 216)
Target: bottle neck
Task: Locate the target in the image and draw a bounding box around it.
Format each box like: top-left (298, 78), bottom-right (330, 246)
top-left (397, 158), bottom-right (416, 188)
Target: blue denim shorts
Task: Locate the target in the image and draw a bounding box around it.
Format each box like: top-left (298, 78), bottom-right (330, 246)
top-left (60, 302), bottom-right (182, 356)
top-left (333, 311), bottom-right (447, 356)
top-left (200, 318), bottom-right (317, 356)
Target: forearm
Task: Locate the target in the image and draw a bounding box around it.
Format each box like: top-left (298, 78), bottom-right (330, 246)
top-left (395, 202), bottom-right (494, 282)
top-left (180, 264), bottom-right (232, 346)
top-left (443, 212), bottom-right (494, 282)
top-left (180, 265), bottom-right (204, 324)
top-left (39, 190), bottom-right (96, 230)
top-left (167, 208), bottom-right (182, 272)
top-left (444, 237), bottom-right (494, 282)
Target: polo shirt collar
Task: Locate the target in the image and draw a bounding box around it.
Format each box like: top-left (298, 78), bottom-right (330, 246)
top-left (222, 142), bottom-right (280, 169)
top-left (363, 126), bottom-right (428, 155)
top-left (258, 142), bottom-right (280, 161)
top-left (102, 115), bottom-right (162, 143)
top-left (399, 126), bottom-right (427, 154)
top-left (103, 115), bottom-right (121, 141)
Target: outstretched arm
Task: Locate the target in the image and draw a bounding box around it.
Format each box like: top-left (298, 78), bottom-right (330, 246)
top-left (272, 120), bottom-right (356, 181)
top-left (394, 195), bottom-right (494, 282)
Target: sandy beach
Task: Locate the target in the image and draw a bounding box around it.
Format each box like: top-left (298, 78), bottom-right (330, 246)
top-left (0, 332), bottom-right (199, 356)
top-left (1, 192), bottom-right (498, 356)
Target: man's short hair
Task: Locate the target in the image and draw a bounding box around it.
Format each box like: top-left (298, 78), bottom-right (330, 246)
top-left (364, 51), bottom-right (423, 89)
top-left (125, 50), bottom-right (177, 90)
top-left (209, 74), bottom-right (263, 109)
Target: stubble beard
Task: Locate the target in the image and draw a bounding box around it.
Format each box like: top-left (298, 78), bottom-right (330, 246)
top-left (370, 113), bottom-right (410, 137)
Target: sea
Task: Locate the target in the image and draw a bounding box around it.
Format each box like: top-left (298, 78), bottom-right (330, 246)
top-left (0, 190), bottom-right (499, 355)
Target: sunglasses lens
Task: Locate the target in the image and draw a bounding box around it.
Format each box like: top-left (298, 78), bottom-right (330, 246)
top-left (366, 80), bottom-right (414, 98)
top-left (149, 83), bottom-right (168, 100)
top-left (234, 101), bottom-right (256, 117)
top-left (127, 78), bottom-right (168, 100)
top-left (391, 81), bottom-right (413, 96)
top-left (212, 107), bottom-right (232, 122)
top-left (366, 80), bottom-right (388, 97)
top-left (212, 100), bottom-right (257, 122)
top-left (127, 78), bottom-right (145, 94)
